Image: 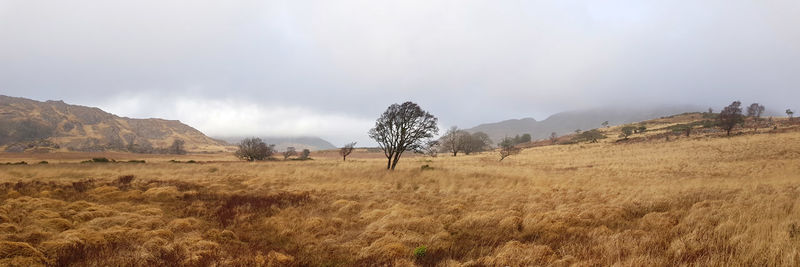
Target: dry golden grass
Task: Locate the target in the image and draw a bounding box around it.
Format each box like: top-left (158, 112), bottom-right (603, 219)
top-left (1, 128), bottom-right (800, 266)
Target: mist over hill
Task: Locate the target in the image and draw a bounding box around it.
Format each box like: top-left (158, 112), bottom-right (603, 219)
top-left (0, 95), bottom-right (229, 152)
top-left (467, 105), bottom-right (707, 142)
top-left (218, 136), bottom-right (336, 152)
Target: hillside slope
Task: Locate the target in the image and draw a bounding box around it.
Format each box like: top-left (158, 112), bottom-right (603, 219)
top-left (467, 105), bottom-right (705, 141)
top-left (0, 95), bottom-right (230, 152)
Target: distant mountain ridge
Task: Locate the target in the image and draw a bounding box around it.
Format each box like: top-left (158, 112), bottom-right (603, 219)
top-left (0, 95), bottom-right (230, 152)
top-left (467, 105), bottom-right (706, 142)
top-left (218, 136), bottom-right (336, 151)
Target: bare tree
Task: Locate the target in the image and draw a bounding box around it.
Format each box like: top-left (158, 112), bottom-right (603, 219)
top-left (369, 102), bottom-right (439, 170)
top-left (170, 139), bottom-right (186, 155)
top-left (708, 108), bottom-right (713, 114)
top-left (421, 140), bottom-right (439, 157)
top-left (440, 126), bottom-right (465, 156)
top-left (787, 109), bottom-right (794, 121)
top-left (283, 147), bottom-right (297, 159)
top-left (299, 149), bottom-right (311, 160)
top-left (549, 132), bottom-right (558, 144)
top-left (339, 142), bottom-right (357, 161)
top-left (601, 121), bottom-right (609, 128)
top-left (746, 103), bottom-right (765, 131)
top-left (498, 137), bottom-right (520, 161)
top-left (235, 137), bottom-right (275, 161)
top-left (719, 101), bottom-right (744, 136)
top-left (462, 131), bottom-right (491, 155)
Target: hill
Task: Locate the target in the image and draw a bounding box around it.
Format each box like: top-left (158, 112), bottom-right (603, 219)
top-left (219, 136), bottom-right (336, 151)
top-left (467, 105), bottom-right (705, 142)
top-left (0, 95), bottom-right (230, 153)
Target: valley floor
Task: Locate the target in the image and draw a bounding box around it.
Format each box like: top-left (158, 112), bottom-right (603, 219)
top-left (1, 131), bottom-right (800, 266)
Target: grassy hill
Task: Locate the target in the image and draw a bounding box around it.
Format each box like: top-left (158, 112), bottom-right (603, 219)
top-left (0, 95), bottom-right (230, 153)
top-left (520, 111), bottom-right (798, 148)
top-left (467, 105), bottom-right (706, 142)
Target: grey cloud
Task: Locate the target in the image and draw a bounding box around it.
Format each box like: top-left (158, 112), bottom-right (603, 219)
top-left (1, 0), bottom-right (799, 145)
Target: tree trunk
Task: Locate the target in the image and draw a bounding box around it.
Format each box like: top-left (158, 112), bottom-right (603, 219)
top-left (390, 152), bottom-right (402, 170)
top-left (386, 153), bottom-right (393, 170)
top-left (343, 155), bottom-right (346, 161)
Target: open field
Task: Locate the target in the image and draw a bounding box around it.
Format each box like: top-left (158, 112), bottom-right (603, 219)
top-left (1, 129), bottom-right (800, 266)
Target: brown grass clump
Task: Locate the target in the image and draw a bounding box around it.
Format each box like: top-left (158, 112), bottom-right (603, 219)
top-left (0, 127), bottom-right (799, 265)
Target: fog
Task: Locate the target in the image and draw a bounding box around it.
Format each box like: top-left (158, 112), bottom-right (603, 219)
top-left (2, 0), bottom-right (799, 145)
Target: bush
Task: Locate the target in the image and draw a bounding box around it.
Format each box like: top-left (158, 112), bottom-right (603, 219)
top-left (619, 126), bottom-right (636, 139)
top-left (91, 157), bottom-right (110, 163)
top-left (420, 164), bottom-right (434, 171)
top-left (299, 149), bottom-right (311, 160)
top-left (571, 129), bottom-right (606, 143)
top-left (413, 246), bottom-right (427, 259)
top-left (38, 161), bottom-right (48, 164)
top-left (116, 175), bottom-right (135, 187)
top-left (168, 160), bottom-right (198, 164)
top-left (235, 137), bottom-right (275, 161)
top-left (127, 160), bottom-right (146, 163)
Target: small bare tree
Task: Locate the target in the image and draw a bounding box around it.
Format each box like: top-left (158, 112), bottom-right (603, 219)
top-left (440, 126), bottom-right (465, 156)
top-left (746, 103), bottom-right (765, 131)
top-left (787, 109), bottom-right (794, 121)
top-left (719, 101), bottom-right (744, 136)
top-left (549, 132), bottom-right (558, 145)
top-left (283, 147), bottom-right (297, 159)
top-left (299, 149), bottom-right (311, 160)
top-left (498, 137), bottom-right (520, 161)
top-left (339, 142), bottom-right (357, 161)
top-left (170, 139), bottom-right (186, 155)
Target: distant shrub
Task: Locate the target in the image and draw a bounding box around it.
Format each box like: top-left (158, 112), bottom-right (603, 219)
top-left (169, 160), bottom-right (198, 164)
top-left (299, 149), bottom-right (311, 160)
top-left (420, 164), bottom-right (434, 171)
top-left (38, 161), bottom-right (48, 164)
top-left (571, 129), bottom-right (607, 143)
top-left (619, 126), bottom-right (636, 140)
top-left (91, 157), bottom-right (110, 163)
top-left (5, 161), bottom-right (27, 165)
top-left (127, 160), bottom-right (146, 163)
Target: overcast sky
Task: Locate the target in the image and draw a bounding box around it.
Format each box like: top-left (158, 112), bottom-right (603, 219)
top-left (1, 0), bottom-right (799, 145)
